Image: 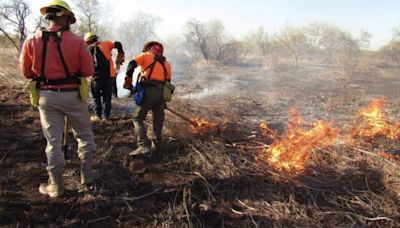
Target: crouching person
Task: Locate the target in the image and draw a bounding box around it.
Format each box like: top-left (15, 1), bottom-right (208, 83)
top-left (124, 41), bottom-right (172, 157)
top-left (19, 0), bottom-right (98, 197)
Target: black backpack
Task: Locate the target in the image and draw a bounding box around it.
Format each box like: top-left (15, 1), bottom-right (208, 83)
top-left (90, 45), bottom-right (110, 78)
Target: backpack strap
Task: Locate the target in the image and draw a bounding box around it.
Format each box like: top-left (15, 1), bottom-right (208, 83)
top-left (160, 60), bottom-right (168, 81)
top-left (37, 31), bottom-right (78, 86)
top-left (39, 31), bottom-right (50, 82)
top-left (146, 55), bottom-right (168, 81)
top-left (143, 61), bottom-right (156, 80)
top-left (54, 32), bottom-right (71, 78)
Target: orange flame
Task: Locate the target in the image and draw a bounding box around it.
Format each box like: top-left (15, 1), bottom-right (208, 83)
top-left (352, 99), bottom-right (399, 140)
top-left (257, 109), bottom-right (339, 176)
top-left (259, 123), bottom-right (277, 140)
top-left (189, 117), bottom-right (219, 136)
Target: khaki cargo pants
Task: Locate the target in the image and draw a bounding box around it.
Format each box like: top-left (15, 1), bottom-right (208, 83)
top-left (38, 90), bottom-right (97, 174)
top-left (132, 85), bottom-right (165, 148)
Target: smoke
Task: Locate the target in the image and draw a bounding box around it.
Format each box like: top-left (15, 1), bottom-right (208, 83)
top-left (180, 79), bottom-right (235, 99)
top-left (116, 65), bottom-right (142, 98)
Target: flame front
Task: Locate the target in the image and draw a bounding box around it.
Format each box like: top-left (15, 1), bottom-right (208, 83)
top-left (352, 99), bottom-right (399, 140)
top-left (259, 123), bottom-right (277, 140)
top-left (258, 109), bottom-right (339, 176)
top-left (190, 117), bottom-right (219, 136)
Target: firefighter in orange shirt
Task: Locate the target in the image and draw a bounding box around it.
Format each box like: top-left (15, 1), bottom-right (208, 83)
top-left (84, 32), bottom-right (125, 121)
top-left (124, 41), bottom-right (172, 156)
top-left (19, 0), bottom-right (97, 197)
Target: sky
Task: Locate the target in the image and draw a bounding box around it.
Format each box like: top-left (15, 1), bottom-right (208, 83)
top-left (30, 0), bottom-right (400, 50)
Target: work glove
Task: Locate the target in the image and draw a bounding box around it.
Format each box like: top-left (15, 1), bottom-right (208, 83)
top-left (123, 76), bottom-right (133, 91)
top-left (116, 52), bottom-right (125, 65)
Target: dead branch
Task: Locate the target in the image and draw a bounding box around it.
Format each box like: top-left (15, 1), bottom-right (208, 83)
top-left (120, 188), bottom-right (161, 202)
top-left (192, 171), bottom-right (216, 202)
top-left (182, 185), bottom-right (193, 228)
top-left (0, 149), bottom-right (11, 165)
top-left (353, 148), bottom-right (399, 166)
top-left (87, 216), bottom-right (111, 225)
top-left (236, 198), bottom-right (257, 211)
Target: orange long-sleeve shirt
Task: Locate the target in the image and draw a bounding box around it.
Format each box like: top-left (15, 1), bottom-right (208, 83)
top-left (134, 52), bottom-right (172, 81)
top-left (96, 41), bottom-right (118, 77)
top-left (19, 25), bottom-right (94, 89)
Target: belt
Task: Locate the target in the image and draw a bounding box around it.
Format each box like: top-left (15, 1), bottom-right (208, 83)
top-left (40, 88), bottom-right (78, 92)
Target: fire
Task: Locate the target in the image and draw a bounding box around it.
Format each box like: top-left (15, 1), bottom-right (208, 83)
top-left (189, 116), bottom-right (219, 136)
top-left (259, 123), bottom-right (277, 140)
top-left (257, 109), bottom-right (339, 176)
top-left (352, 99), bottom-right (399, 140)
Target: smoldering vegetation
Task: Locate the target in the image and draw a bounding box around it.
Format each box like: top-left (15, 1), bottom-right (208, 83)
top-left (1, 0), bottom-right (400, 226)
top-left (1, 56), bottom-right (400, 226)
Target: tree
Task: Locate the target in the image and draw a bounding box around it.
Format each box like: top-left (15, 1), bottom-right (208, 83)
top-left (378, 41), bottom-right (400, 66)
top-left (333, 31), bottom-right (360, 71)
top-left (73, 0), bottom-right (108, 37)
top-left (115, 12), bottom-right (160, 59)
top-left (0, 0), bottom-right (31, 51)
top-left (208, 19), bottom-right (228, 61)
top-left (184, 19), bottom-right (211, 61)
top-left (392, 26), bottom-right (400, 40)
top-left (218, 39), bottom-right (244, 64)
top-left (315, 28), bottom-right (360, 72)
top-left (304, 22), bottom-right (333, 61)
top-left (184, 19), bottom-right (231, 63)
top-left (357, 29), bottom-right (372, 50)
top-left (245, 26), bottom-right (270, 57)
top-left (276, 26), bottom-right (308, 67)
top-left (303, 23), bottom-right (361, 68)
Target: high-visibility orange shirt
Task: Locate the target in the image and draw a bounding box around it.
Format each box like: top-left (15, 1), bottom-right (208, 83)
top-left (97, 41), bottom-right (118, 77)
top-left (134, 52), bottom-right (172, 81)
top-left (19, 25), bottom-right (94, 89)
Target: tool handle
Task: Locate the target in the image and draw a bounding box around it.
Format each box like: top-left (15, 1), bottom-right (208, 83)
top-left (166, 107), bottom-right (197, 126)
top-left (62, 116), bottom-right (69, 158)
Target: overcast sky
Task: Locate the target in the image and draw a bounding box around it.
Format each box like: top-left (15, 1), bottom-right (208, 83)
top-left (30, 0), bottom-right (400, 50)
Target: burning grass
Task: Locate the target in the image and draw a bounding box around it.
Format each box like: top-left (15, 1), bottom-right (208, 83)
top-left (350, 98), bottom-right (400, 140)
top-left (0, 80), bottom-right (399, 227)
top-left (257, 109), bottom-right (340, 176)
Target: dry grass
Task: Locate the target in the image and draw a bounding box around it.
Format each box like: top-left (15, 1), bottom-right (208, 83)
top-left (0, 47), bottom-right (25, 86)
top-left (0, 45), bottom-right (399, 227)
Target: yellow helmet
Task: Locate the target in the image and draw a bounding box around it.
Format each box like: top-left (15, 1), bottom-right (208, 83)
top-left (40, 0), bottom-right (76, 24)
top-left (84, 32), bottom-right (98, 42)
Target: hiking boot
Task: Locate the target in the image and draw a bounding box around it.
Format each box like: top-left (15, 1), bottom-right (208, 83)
top-left (81, 169), bottom-right (100, 184)
top-left (39, 173), bottom-right (64, 198)
top-left (39, 183), bottom-right (64, 198)
top-left (129, 146), bottom-right (152, 156)
top-left (150, 141), bottom-right (166, 162)
top-left (80, 153), bottom-right (99, 184)
top-left (90, 115), bottom-right (102, 122)
top-left (150, 141), bottom-right (157, 152)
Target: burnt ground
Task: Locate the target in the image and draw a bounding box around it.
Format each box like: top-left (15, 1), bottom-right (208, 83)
top-left (1, 64), bottom-right (400, 227)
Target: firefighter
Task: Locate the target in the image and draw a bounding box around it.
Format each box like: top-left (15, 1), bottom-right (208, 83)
top-left (84, 32), bottom-right (125, 121)
top-left (124, 41), bottom-right (172, 156)
top-left (19, 0), bottom-right (97, 197)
